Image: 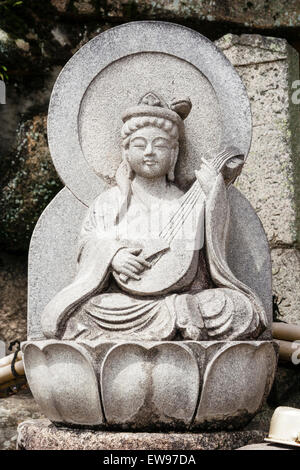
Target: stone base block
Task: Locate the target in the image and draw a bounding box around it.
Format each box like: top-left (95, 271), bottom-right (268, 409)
top-left (237, 442), bottom-right (292, 450)
top-left (17, 419), bottom-right (266, 451)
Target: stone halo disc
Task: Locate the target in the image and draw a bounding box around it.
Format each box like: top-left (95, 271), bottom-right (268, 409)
top-left (48, 21), bottom-right (251, 206)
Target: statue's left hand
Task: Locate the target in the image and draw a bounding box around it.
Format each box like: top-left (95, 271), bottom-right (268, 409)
top-left (111, 247), bottom-right (151, 281)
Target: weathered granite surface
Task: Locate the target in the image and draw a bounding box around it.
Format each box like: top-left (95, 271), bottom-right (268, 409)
top-left (237, 442), bottom-right (291, 450)
top-left (17, 418), bottom-right (266, 450)
top-left (217, 34), bottom-right (300, 248)
top-left (51, 1), bottom-right (300, 30)
top-left (0, 391), bottom-right (44, 450)
top-left (271, 249), bottom-right (300, 323)
top-left (22, 340), bottom-right (277, 431)
top-left (217, 34), bottom-right (300, 323)
top-left (0, 251), bottom-right (27, 344)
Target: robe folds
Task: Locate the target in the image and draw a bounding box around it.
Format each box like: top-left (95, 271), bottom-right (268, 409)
top-left (41, 175), bottom-right (268, 341)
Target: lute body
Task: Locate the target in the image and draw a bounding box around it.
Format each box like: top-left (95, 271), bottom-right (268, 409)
top-left (113, 148), bottom-right (241, 296)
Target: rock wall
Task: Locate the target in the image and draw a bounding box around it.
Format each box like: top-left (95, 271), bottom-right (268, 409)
top-left (0, 1), bottom-right (300, 344)
top-left (217, 34), bottom-right (300, 324)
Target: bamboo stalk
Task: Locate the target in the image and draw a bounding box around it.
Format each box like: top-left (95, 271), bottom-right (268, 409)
top-left (275, 339), bottom-right (300, 363)
top-left (0, 351), bottom-right (22, 368)
top-left (0, 359), bottom-right (24, 385)
top-left (273, 322), bottom-right (300, 343)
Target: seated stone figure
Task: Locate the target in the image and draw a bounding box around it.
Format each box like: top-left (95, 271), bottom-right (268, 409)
top-left (41, 92), bottom-right (268, 342)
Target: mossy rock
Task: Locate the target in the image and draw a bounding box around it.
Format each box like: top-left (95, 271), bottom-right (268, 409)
top-left (0, 114), bottom-right (62, 252)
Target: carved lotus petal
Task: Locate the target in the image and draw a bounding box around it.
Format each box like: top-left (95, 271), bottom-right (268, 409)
top-left (193, 342), bottom-right (277, 429)
top-left (22, 339), bottom-right (277, 430)
top-left (23, 341), bottom-right (104, 426)
top-left (100, 342), bottom-right (200, 428)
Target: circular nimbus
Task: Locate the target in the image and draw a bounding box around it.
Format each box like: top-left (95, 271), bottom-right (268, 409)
top-left (48, 22), bottom-right (251, 206)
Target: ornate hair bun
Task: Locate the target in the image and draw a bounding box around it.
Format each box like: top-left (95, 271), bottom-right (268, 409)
top-left (122, 92), bottom-right (192, 124)
top-left (170, 98), bottom-right (192, 120)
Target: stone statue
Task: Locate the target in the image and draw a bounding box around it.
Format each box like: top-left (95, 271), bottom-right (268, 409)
top-left (22, 22), bottom-right (278, 432)
top-left (41, 92), bottom-right (267, 344)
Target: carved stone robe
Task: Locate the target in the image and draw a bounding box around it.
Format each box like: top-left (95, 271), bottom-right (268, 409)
top-left (41, 174), bottom-right (268, 341)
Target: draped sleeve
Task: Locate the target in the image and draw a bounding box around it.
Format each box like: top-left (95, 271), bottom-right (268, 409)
top-left (41, 187), bottom-right (128, 339)
top-left (203, 174), bottom-right (268, 339)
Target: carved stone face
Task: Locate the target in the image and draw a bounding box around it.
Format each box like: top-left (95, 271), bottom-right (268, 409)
top-left (126, 126), bottom-right (178, 179)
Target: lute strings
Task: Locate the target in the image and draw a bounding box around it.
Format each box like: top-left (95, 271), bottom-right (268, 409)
top-left (158, 148), bottom-right (238, 244)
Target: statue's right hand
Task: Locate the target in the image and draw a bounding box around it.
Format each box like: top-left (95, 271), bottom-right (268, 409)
top-left (111, 247), bottom-right (151, 280)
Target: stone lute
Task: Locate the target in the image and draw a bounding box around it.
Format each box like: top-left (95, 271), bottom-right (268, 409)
top-left (113, 147), bottom-right (242, 296)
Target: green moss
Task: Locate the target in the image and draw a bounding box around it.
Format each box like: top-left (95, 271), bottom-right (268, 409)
top-left (0, 0), bottom-right (28, 39)
top-left (0, 114), bottom-right (63, 252)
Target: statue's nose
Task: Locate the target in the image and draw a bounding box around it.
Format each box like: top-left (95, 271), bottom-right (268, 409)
top-left (144, 143), bottom-right (154, 156)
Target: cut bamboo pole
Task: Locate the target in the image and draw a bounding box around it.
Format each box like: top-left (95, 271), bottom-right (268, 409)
top-left (0, 359), bottom-right (24, 385)
top-left (272, 322), bottom-right (300, 342)
top-left (275, 339), bottom-right (300, 363)
top-left (0, 351), bottom-right (22, 368)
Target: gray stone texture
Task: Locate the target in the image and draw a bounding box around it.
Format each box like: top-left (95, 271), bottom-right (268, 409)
top-left (103, 1), bottom-right (300, 30)
top-left (271, 249), bottom-right (300, 323)
top-left (22, 339), bottom-right (277, 431)
top-left (237, 442), bottom-right (291, 450)
top-left (27, 187), bottom-right (86, 340)
top-left (0, 391), bottom-right (44, 450)
top-left (216, 34), bottom-right (300, 323)
top-left (217, 34), bottom-right (299, 247)
top-left (0, 251), bottom-right (27, 344)
top-left (17, 418), bottom-right (266, 450)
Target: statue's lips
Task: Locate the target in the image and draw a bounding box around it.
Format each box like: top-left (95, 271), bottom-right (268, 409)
top-left (143, 160), bottom-right (157, 166)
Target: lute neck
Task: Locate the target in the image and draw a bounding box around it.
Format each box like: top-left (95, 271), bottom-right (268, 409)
top-left (159, 147), bottom-right (244, 242)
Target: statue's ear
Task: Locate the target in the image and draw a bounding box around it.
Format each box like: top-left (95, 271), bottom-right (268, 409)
top-left (122, 145), bottom-right (129, 162)
top-left (119, 146), bottom-right (134, 180)
top-left (167, 143), bottom-right (179, 182)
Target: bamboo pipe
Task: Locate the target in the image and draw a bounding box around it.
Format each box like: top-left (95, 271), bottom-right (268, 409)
top-left (0, 351), bottom-right (22, 368)
top-left (0, 359), bottom-right (24, 385)
top-left (272, 322), bottom-right (300, 343)
top-left (274, 339), bottom-right (300, 364)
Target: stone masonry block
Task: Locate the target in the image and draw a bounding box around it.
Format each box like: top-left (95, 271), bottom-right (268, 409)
top-left (216, 34), bottom-right (300, 248)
